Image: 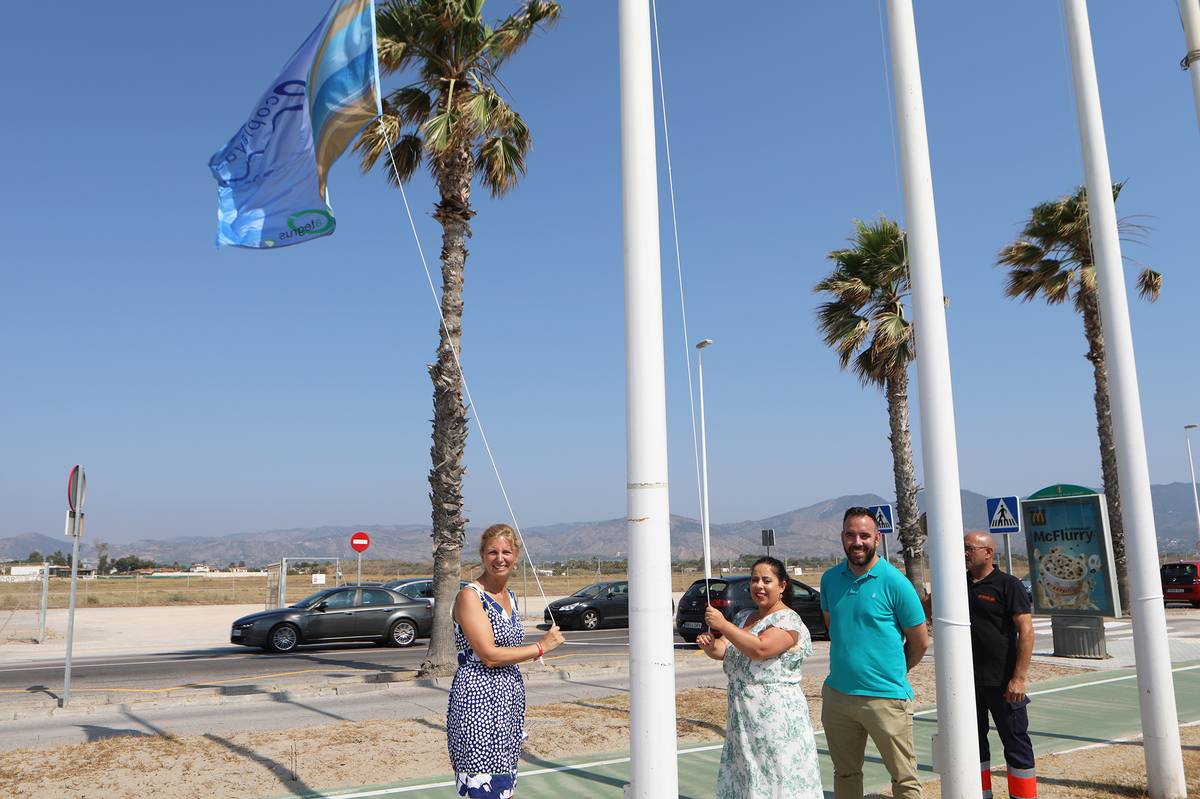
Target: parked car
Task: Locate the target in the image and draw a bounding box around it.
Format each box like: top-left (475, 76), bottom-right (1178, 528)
top-left (1161, 561), bottom-right (1200, 608)
top-left (544, 580), bottom-right (629, 630)
top-left (382, 578), bottom-right (472, 606)
top-left (674, 576), bottom-right (829, 644)
top-left (230, 585), bottom-right (433, 653)
top-left (1021, 577), bottom-right (1033, 604)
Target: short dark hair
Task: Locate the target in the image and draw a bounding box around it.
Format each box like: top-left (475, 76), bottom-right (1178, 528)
top-left (751, 556), bottom-right (795, 603)
top-left (842, 506), bottom-right (877, 528)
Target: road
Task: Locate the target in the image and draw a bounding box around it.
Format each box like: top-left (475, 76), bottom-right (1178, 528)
top-left (0, 627), bottom-right (653, 696)
top-left (5, 610), bottom-right (1196, 696)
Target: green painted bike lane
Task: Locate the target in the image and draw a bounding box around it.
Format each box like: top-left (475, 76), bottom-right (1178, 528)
top-left (269, 663), bottom-right (1200, 799)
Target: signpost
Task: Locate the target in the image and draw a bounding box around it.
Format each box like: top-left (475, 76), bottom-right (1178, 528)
top-left (62, 465), bottom-right (86, 707)
top-left (761, 528), bottom-right (775, 559)
top-left (350, 531), bottom-right (370, 586)
top-left (986, 495), bottom-right (1021, 573)
top-left (868, 504), bottom-right (894, 562)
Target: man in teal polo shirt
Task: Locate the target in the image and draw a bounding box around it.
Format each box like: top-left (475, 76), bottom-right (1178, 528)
top-left (821, 506), bottom-right (929, 799)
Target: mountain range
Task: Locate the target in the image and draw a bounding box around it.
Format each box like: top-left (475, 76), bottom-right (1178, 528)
top-left (3, 483), bottom-right (1196, 567)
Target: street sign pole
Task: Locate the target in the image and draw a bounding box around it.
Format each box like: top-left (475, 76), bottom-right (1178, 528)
top-left (867, 505), bottom-right (895, 562)
top-left (38, 561), bottom-right (49, 644)
top-left (1004, 535), bottom-right (1013, 574)
top-left (349, 533), bottom-right (371, 586)
top-left (62, 465), bottom-right (87, 708)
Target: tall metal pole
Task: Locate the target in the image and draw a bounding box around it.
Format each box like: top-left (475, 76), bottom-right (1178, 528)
top-left (1003, 535), bottom-right (1014, 575)
top-left (618, 1), bottom-right (679, 795)
top-left (696, 339), bottom-right (714, 583)
top-left (1186, 425), bottom-right (1200, 547)
top-left (37, 559), bottom-right (49, 643)
top-left (884, 2), bottom-right (980, 795)
top-left (1179, 0), bottom-right (1200, 132)
top-left (1062, 2), bottom-right (1186, 795)
top-left (62, 517), bottom-right (81, 707)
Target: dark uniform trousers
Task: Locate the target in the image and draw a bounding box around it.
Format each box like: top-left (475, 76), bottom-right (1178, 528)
top-left (976, 685), bottom-right (1037, 798)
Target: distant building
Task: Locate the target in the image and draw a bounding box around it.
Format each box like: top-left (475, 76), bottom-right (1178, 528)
top-left (189, 564), bottom-right (211, 573)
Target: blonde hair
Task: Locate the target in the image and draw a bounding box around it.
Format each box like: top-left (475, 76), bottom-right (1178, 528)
top-left (479, 523), bottom-right (521, 557)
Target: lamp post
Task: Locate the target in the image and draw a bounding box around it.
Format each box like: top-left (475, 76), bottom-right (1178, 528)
top-left (696, 339), bottom-right (714, 583)
top-left (1186, 424), bottom-right (1200, 548)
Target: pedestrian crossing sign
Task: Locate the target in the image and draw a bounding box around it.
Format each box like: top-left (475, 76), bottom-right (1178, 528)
top-left (986, 495), bottom-right (1021, 534)
top-left (867, 504), bottom-right (894, 534)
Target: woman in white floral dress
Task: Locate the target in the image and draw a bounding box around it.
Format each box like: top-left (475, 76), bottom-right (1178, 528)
top-left (697, 556), bottom-right (823, 799)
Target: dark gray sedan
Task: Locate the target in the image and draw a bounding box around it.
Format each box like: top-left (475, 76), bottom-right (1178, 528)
top-left (230, 585), bottom-right (433, 653)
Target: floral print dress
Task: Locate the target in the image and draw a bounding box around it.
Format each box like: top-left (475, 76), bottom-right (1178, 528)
top-left (716, 608), bottom-right (823, 799)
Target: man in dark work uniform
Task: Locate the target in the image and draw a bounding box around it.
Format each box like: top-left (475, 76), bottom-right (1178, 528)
top-left (965, 530), bottom-right (1037, 799)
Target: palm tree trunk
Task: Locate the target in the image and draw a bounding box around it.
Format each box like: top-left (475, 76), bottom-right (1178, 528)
top-left (886, 369), bottom-right (928, 604)
top-left (1079, 282), bottom-right (1129, 613)
top-left (421, 141), bottom-right (476, 676)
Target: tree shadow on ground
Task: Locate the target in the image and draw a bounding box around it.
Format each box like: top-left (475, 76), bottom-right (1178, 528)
top-left (182, 681), bottom-right (351, 723)
top-left (1035, 775), bottom-right (1147, 796)
top-left (74, 723), bottom-right (155, 743)
top-left (203, 731), bottom-right (320, 798)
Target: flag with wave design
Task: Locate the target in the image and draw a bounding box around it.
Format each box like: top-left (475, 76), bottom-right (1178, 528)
top-left (209, 0), bottom-right (381, 249)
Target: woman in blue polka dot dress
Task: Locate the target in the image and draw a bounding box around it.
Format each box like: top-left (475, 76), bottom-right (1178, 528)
top-left (447, 524), bottom-right (563, 798)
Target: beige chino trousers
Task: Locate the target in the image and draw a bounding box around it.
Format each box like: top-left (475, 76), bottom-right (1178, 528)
top-left (821, 683), bottom-right (923, 799)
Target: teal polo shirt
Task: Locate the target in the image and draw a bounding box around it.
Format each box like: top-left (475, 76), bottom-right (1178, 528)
top-left (820, 557), bottom-right (926, 700)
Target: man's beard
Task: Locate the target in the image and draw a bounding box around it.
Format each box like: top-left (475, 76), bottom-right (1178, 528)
top-left (845, 541), bottom-right (877, 564)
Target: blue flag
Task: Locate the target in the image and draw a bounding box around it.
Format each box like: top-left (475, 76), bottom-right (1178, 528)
top-left (209, 0), bottom-right (382, 249)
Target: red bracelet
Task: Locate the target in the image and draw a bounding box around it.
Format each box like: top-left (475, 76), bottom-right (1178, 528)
top-left (536, 642), bottom-right (544, 659)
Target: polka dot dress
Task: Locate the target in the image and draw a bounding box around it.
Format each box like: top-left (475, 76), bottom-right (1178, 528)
top-left (447, 583), bottom-right (526, 799)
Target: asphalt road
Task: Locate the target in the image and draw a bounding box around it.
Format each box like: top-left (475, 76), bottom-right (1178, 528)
top-left (0, 627), bottom-right (669, 696)
top-left (4, 610), bottom-right (1198, 698)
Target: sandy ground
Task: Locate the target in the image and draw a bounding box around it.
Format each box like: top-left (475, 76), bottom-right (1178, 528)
top-left (0, 658), bottom-right (1151, 799)
top-left (917, 725), bottom-right (1200, 799)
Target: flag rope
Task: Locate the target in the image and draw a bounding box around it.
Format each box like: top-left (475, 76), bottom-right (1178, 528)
top-left (649, 0), bottom-right (708, 593)
top-left (378, 123), bottom-right (556, 630)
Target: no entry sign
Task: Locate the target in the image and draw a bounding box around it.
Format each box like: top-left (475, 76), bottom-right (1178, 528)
top-left (350, 531), bottom-right (371, 553)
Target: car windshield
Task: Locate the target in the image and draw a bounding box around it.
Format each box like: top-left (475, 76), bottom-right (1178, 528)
top-left (571, 583), bottom-right (612, 599)
top-left (291, 590), bottom-right (336, 608)
top-left (1162, 564), bottom-right (1197, 578)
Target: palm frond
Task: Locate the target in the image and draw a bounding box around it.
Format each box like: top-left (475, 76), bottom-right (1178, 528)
top-left (475, 134), bottom-right (527, 196)
top-left (488, 1), bottom-right (561, 66)
top-left (1136, 268), bottom-right (1162, 302)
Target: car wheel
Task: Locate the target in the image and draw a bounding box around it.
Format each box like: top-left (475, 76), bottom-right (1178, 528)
top-left (580, 609), bottom-right (601, 630)
top-left (267, 623), bottom-right (300, 653)
top-left (388, 619), bottom-right (418, 647)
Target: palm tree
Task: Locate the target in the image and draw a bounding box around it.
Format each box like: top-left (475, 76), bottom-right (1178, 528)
top-left (354, 0), bottom-right (560, 674)
top-left (814, 217), bottom-right (927, 600)
top-left (996, 183), bottom-right (1161, 612)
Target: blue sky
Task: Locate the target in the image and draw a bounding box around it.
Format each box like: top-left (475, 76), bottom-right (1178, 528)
top-left (2, 2), bottom-right (1197, 545)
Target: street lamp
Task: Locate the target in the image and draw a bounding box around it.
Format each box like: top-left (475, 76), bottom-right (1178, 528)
top-left (1186, 424), bottom-right (1200, 550)
top-left (695, 339), bottom-right (714, 583)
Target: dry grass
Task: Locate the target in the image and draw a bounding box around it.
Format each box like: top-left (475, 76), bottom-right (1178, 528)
top-left (0, 567), bottom-right (812, 610)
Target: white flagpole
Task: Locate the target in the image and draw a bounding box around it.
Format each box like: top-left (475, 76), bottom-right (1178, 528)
top-left (884, 2), bottom-right (980, 796)
top-left (617, 1), bottom-right (679, 797)
top-left (696, 340), bottom-right (713, 584)
top-left (1179, 0), bottom-right (1200, 132)
top-left (1062, 3), bottom-right (1186, 796)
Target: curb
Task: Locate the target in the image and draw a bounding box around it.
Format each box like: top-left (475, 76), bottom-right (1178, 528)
top-left (0, 660), bottom-right (714, 722)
